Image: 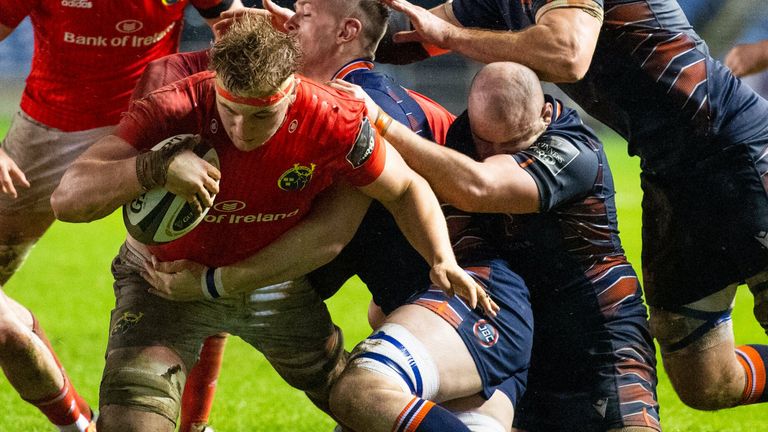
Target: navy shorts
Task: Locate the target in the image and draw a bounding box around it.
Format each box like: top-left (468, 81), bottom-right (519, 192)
top-left (409, 259), bottom-right (533, 404)
top-left (513, 261), bottom-right (660, 432)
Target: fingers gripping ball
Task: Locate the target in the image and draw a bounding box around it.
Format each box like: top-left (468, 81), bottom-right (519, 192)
top-left (124, 134), bottom-right (220, 245)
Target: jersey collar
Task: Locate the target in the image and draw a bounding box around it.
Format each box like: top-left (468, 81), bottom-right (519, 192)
top-left (332, 59), bottom-right (375, 81)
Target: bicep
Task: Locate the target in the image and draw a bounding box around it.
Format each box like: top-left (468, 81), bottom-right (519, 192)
top-left (463, 155), bottom-right (540, 213)
top-left (356, 142), bottom-right (417, 203)
top-left (76, 135), bottom-right (140, 166)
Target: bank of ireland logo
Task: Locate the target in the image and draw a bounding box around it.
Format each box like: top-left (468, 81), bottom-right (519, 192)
top-left (111, 311), bottom-right (144, 335)
top-left (278, 163), bottom-right (316, 191)
top-left (116, 20), bottom-right (143, 33)
top-left (473, 319), bottom-right (499, 348)
top-left (213, 200), bottom-right (246, 212)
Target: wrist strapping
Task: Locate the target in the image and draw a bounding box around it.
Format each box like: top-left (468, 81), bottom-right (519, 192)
top-left (135, 135), bottom-right (200, 191)
top-left (374, 108), bottom-right (394, 139)
top-left (201, 267), bottom-right (225, 299)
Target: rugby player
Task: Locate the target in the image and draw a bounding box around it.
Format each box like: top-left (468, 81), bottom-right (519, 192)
top-left (50, 15), bottom-right (489, 432)
top-left (329, 61), bottom-right (658, 432)
top-left (377, 0), bottom-right (768, 412)
top-left (0, 0), bottom-right (240, 430)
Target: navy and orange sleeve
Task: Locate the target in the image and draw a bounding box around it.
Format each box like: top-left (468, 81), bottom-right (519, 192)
top-left (190, 0), bottom-right (233, 19)
top-left (0, 0), bottom-right (39, 28)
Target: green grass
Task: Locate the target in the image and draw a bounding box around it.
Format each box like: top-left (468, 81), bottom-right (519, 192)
top-left (0, 118), bottom-right (765, 431)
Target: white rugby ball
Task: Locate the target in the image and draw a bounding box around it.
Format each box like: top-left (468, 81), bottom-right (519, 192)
top-left (123, 134), bottom-right (220, 245)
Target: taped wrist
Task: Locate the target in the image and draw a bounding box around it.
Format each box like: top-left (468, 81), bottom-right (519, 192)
top-left (135, 135), bottom-right (200, 191)
top-left (373, 108), bottom-right (394, 139)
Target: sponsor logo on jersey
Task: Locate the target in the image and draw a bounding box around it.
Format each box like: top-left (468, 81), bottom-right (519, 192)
top-left (210, 119), bottom-right (219, 134)
top-left (278, 163), bottom-right (316, 191)
top-left (203, 209), bottom-right (300, 224)
top-left (61, 0), bottom-right (93, 8)
top-left (213, 200), bottom-right (247, 213)
top-left (346, 118), bottom-right (375, 168)
top-left (162, 0), bottom-right (181, 5)
top-left (111, 311), bottom-right (144, 335)
top-left (528, 135), bottom-right (579, 177)
top-left (288, 119), bottom-right (299, 133)
top-left (473, 319), bottom-right (499, 348)
top-left (116, 20), bottom-right (144, 34)
top-left (592, 398), bottom-right (608, 418)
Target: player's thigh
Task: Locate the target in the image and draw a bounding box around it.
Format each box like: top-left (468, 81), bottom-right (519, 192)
top-left (390, 259), bottom-right (533, 403)
top-left (235, 277), bottom-right (345, 391)
top-left (0, 110), bottom-right (112, 215)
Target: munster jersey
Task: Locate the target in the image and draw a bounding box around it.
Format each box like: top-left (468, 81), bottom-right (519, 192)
top-left (0, 0), bottom-right (231, 131)
top-left (114, 71), bottom-right (386, 267)
top-left (451, 0), bottom-right (768, 171)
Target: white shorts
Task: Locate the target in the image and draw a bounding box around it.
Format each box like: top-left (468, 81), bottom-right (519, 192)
top-left (0, 110), bottom-right (114, 214)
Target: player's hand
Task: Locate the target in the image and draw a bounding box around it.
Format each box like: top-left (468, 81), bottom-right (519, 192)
top-left (430, 262), bottom-right (500, 317)
top-left (215, 2), bottom-right (294, 37)
top-left (379, 0), bottom-right (457, 48)
top-left (725, 41), bottom-right (768, 78)
top-left (142, 258), bottom-right (207, 301)
top-left (327, 79), bottom-right (380, 121)
top-left (0, 148), bottom-right (29, 198)
top-left (165, 139), bottom-right (221, 215)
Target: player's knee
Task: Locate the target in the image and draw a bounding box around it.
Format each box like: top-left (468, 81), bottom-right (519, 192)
top-left (99, 348), bottom-right (187, 424)
top-left (329, 369), bottom-right (370, 420)
top-left (0, 242), bottom-right (35, 284)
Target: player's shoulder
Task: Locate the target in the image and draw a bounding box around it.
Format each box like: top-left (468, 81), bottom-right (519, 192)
top-left (289, 75), bottom-right (367, 144)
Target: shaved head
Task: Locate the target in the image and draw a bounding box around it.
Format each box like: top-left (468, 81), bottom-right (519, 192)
top-left (468, 62), bottom-right (549, 155)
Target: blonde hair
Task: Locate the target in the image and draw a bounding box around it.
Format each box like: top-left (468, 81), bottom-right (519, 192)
top-left (210, 14), bottom-right (301, 96)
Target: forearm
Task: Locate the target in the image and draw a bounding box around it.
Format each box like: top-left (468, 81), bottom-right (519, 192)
top-left (218, 185), bottom-right (371, 295)
top-left (384, 120), bottom-right (488, 208)
top-left (383, 174), bottom-right (456, 267)
top-left (51, 137), bottom-right (143, 222)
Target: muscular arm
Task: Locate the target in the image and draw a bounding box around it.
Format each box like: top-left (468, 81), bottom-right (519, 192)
top-left (204, 0), bottom-right (244, 28)
top-left (51, 136), bottom-right (143, 222)
top-left (388, 0), bottom-right (601, 82)
top-left (383, 120), bottom-right (540, 213)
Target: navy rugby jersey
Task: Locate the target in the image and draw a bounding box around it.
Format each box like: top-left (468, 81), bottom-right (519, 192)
top-left (451, 0), bottom-right (768, 171)
top-left (447, 96), bottom-right (627, 292)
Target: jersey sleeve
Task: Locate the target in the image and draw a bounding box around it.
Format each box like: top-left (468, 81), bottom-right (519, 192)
top-left (0, 0), bottom-right (38, 28)
top-left (512, 133), bottom-right (598, 212)
top-left (532, 0), bottom-right (603, 23)
top-left (131, 50), bottom-right (211, 101)
top-left (190, 0), bottom-right (233, 19)
top-left (406, 89), bottom-right (456, 145)
top-left (341, 117), bottom-right (387, 187)
top-left (115, 86), bottom-right (202, 151)
top-left (451, 0), bottom-right (508, 30)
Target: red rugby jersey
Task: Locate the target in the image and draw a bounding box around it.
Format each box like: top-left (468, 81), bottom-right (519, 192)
top-left (115, 71), bottom-right (387, 267)
top-left (0, 0), bottom-right (229, 131)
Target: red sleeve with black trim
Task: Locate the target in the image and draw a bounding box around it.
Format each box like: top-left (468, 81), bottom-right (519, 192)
top-left (405, 89), bottom-right (456, 145)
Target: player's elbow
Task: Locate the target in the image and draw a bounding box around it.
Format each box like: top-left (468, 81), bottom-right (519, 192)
top-left (547, 37), bottom-right (593, 82)
top-left (446, 178), bottom-right (495, 212)
top-left (51, 188), bottom-right (99, 223)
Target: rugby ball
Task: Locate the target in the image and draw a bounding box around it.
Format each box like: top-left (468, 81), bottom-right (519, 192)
top-left (123, 134), bottom-right (220, 245)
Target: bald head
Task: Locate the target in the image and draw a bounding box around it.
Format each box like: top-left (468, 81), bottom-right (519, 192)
top-left (468, 62), bottom-right (549, 155)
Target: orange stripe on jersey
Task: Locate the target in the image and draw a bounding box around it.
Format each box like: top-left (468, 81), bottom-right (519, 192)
top-left (673, 58), bottom-right (707, 102)
top-left (519, 158), bottom-right (535, 168)
top-left (618, 383), bottom-right (657, 407)
top-left (413, 299), bottom-right (462, 328)
top-left (333, 60), bottom-right (374, 81)
top-left (640, 34), bottom-right (696, 81)
top-left (597, 276), bottom-right (637, 311)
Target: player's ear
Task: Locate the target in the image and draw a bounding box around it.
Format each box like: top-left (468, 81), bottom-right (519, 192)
top-left (541, 102), bottom-right (553, 126)
top-left (339, 18), bottom-right (362, 43)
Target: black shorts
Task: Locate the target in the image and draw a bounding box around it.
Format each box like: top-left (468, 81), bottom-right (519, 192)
top-left (641, 142), bottom-right (768, 308)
